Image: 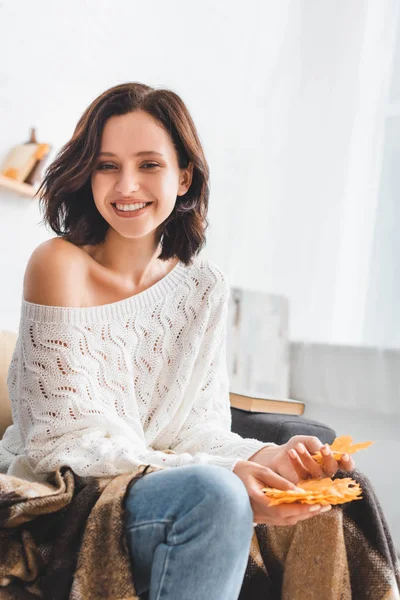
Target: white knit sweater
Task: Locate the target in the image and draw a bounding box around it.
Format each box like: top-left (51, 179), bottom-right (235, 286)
top-left (0, 254), bottom-right (270, 482)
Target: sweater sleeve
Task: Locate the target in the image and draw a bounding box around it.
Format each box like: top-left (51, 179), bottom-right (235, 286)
top-left (3, 309), bottom-right (263, 479)
top-left (169, 282), bottom-right (275, 461)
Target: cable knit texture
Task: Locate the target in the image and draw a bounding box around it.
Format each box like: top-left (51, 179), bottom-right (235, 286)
top-left (0, 254), bottom-right (270, 482)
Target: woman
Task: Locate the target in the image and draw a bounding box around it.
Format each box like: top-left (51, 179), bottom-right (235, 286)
top-left (0, 82), bottom-right (356, 599)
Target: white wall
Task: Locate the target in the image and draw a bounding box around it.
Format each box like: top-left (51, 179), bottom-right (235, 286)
top-left (364, 115), bottom-right (400, 348)
top-left (364, 12), bottom-right (400, 348)
top-left (1, 0), bottom-right (398, 344)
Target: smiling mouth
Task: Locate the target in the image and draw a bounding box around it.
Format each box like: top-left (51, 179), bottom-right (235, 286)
top-left (111, 202), bottom-right (152, 212)
top-left (110, 202), bottom-right (153, 217)
top-left (111, 202), bottom-right (152, 208)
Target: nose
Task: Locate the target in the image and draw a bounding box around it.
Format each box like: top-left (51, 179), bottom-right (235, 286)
top-left (114, 169), bottom-right (140, 195)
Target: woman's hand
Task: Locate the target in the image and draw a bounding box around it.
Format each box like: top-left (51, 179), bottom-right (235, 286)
top-left (233, 460), bottom-right (331, 525)
top-left (248, 436), bottom-right (355, 485)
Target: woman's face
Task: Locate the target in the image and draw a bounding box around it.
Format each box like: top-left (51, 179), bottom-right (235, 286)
top-left (91, 110), bottom-right (193, 241)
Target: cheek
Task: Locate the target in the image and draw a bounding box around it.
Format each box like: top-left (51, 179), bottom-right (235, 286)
top-left (91, 175), bottom-right (115, 210)
top-left (91, 173), bottom-right (108, 195)
top-left (90, 175), bottom-right (110, 216)
top-left (156, 169), bottom-right (179, 190)
top-left (91, 174), bottom-right (101, 198)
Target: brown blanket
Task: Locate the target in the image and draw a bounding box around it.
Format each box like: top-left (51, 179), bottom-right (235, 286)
top-left (241, 470), bottom-right (400, 600)
top-left (0, 467), bottom-right (399, 600)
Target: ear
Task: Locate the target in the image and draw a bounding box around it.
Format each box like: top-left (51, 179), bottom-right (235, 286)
top-left (177, 162), bottom-right (194, 197)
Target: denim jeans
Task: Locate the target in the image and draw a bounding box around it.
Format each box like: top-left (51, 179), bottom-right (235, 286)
top-left (124, 464), bottom-right (254, 600)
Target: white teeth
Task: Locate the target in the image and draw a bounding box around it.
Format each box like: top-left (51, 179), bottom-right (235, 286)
top-left (115, 202), bottom-right (148, 212)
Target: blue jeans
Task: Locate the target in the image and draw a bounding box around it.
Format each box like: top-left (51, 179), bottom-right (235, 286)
top-left (124, 464), bottom-right (254, 600)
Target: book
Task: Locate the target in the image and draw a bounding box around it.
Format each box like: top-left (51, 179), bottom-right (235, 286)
top-left (23, 128), bottom-right (51, 185)
top-left (229, 390), bottom-right (305, 416)
top-left (0, 128), bottom-right (50, 184)
top-left (1, 144), bottom-right (40, 182)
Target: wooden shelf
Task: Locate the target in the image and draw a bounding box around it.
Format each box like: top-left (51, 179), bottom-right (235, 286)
top-left (0, 174), bottom-right (39, 198)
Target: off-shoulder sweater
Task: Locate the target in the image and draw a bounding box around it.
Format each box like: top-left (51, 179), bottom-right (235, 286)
top-left (0, 254), bottom-right (270, 482)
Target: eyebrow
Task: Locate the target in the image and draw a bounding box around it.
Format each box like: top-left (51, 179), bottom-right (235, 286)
top-left (97, 151), bottom-right (164, 158)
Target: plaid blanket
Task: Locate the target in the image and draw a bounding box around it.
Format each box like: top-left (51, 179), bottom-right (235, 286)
top-left (0, 467), bottom-right (399, 599)
top-left (240, 470), bottom-right (400, 600)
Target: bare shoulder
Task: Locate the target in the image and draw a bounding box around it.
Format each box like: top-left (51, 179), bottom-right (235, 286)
top-left (23, 238), bottom-right (88, 307)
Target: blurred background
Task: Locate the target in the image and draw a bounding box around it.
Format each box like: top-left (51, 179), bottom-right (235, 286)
top-left (0, 0), bottom-right (399, 549)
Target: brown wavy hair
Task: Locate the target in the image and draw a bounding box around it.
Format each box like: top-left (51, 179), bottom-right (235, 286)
top-left (36, 82), bottom-right (210, 266)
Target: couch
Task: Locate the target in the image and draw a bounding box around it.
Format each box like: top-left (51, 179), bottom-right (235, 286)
top-left (0, 329), bottom-right (335, 451)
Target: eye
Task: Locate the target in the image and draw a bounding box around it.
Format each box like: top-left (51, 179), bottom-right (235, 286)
top-left (96, 163), bottom-right (116, 171)
top-left (142, 163), bottom-right (159, 169)
top-left (95, 162), bottom-right (159, 171)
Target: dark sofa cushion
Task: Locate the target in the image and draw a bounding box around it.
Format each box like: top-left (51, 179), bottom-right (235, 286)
top-left (230, 408), bottom-right (336, 446)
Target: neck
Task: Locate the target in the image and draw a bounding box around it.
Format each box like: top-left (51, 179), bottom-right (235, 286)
top-left (89, 229), bottom-right (169, 289)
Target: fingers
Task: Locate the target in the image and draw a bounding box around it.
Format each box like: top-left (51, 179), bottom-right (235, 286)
top-left (270, 501), bottom-right (326, 520)
top-left (288, 439), bottom-right (356, 478)
top-left (288, 448), bottom-right (310, 480)
top-left (338, 453), bottom-right (355, 471)
top-left (252, 464), bottom-right (300, 491)
top-left (289, 435), bottom-right (323, 454)
top-left (319, 445), bottom-right (339, 476)
top-left (254, 501), bottom-right (332, 526)
top-left (247, 465), bottom-right (301, 509)
top-left (283, 504), bottom-right (332, 525)
top-left (281, 504), bottom-right (332, 526)
top-left (320, 446), bottom-right (356, 476)
top-left (288, 443), bottom-right (325, 479)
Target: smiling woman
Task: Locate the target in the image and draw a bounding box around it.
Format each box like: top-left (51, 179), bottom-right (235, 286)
top-left (35, 83), bottom-right (209, 271)
top-left (1, 82), bottom-right (398, 600)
